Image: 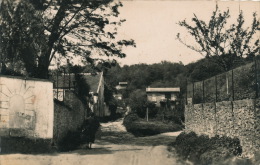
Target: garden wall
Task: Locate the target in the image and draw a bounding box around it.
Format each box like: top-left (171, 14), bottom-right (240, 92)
top-left (185, 99), bottom-right (260, 156)
top-left (53, 90), bottom-right (86, 144)
top-left (0, 75), bottom-right (53, 139)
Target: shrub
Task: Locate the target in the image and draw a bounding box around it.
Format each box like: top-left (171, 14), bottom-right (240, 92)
top-left (123, 113), bottom-right (182, 136)
top-left (171, 132), bottom-right (242, 165)
top-left (57, 130), bottom-right (82, 152)
top-left (123, 113), bottom-right (140, 124)
top-left (128, 89), bottom-right (147, 118)
top-left (163, 111), bottom-right (183, 125)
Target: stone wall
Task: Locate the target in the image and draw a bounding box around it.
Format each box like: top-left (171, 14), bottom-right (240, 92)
top-left (185, 99), bottom-right (260, 156)
top-left (53, 90), bottom-right (86, 144)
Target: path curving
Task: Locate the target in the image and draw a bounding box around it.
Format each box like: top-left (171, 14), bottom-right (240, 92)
top-left (0, 119), bottom-right (188, 165)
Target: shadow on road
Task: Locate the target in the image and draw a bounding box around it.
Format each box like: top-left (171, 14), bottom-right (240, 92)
top-left (60, 146), bottom-right (143, 155)
top-left (99, 131), bottom-right (178, 146)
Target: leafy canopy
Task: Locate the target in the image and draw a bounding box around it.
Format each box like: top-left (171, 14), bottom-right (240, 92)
top-left (177, 5), bottom-right (259, 70)
top-left (0, 0), bottom-right (135, 78)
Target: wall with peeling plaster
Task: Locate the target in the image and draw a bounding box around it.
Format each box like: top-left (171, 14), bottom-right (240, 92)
top-left (0, 75), bottom-right (54, 139)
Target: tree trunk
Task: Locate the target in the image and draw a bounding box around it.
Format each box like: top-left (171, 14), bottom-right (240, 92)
top-left (35, 2), bottom-right (67, 79)
top-left (36, 56), bottom-right (49, 79)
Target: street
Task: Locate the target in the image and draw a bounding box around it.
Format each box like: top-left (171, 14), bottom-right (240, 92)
top-left (0, 119), bottom-right (188, 165)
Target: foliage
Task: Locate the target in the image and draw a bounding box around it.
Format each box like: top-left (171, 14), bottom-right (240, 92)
top-left (177, 5), bottom-right (259, 71)
top-left (146, 102), bottom-right (159, 118)
top-left (163, 110), bottom-right (183, 125)
top-left (108, 97), bottom-right (118, 118)
top-left (0, 0), bottom-right (45, 77)
top-left (74, 73), bottom-right (90, 104)
top-left (0, 0), bottom-right (135, 78)
top-left (187, 57), bottom-right (225, 81)
top-left (123, 113), bottom-right (182, 137)
top-left (106, 61), bottom-right (188, 98)
top-left (127, 89), bottom-right (147, 118)
top-left (123, 113), bottom-right (140, 124)
top-left (106, 61), bottom-right (189, 121)
top-left (57, 130), bottom-right (82, 152)
top-left (187, 60), bottom-right (258, 104)
top-left (171, 132), bottom-right (242, 165)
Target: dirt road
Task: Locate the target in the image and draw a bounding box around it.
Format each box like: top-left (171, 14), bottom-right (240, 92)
top-left (0, 119), bottom-right (188, 165)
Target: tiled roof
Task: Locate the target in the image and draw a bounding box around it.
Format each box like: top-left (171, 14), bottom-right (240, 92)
top-left (146, 87), bottom-right (180, 93)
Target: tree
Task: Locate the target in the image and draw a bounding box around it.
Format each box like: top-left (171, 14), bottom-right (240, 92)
top-left (177, 5), bottom-right (259, 71)
top-left (128, 89), bottom-right (147, 118)
top-left (0, 0), bottom-right (135, 78)
top-left (0, 0), bottom-right (45, 76)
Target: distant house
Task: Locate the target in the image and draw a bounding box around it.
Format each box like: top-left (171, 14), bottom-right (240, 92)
top-left (52, 72), bottom-right (109, 117)
top-left (115, 82), bottom-right (128, 90)
top-left (114, 82), bottom-right (128, 100)
top-left (146, 87), bottom-right (180, 107)
top-left (113, 93), bottom-right (123, 100)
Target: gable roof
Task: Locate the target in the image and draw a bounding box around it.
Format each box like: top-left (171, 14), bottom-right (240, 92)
top-left (146, 87), bottom-right (180, 93)
top-left (84, 73), bottom-right (102, 93)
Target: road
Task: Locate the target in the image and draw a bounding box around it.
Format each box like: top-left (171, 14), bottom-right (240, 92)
top-left (0, 119), bottom-right (189, 165)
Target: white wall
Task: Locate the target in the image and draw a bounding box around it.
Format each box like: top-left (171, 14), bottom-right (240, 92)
top-left (0, 76), bottom-right (54, 139)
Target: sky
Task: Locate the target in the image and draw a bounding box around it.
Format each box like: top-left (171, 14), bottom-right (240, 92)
top-left (115, 0), bottom-right (260, 66)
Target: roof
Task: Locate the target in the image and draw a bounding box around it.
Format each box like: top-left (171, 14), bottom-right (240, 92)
top-left (51, 72), bottom-right (102, 93)
top-left (84, 73), bottom-right (102, 93)
top-left (146, 87), bottom-right (180, 93)
top-left (119, 82), bottom-right (128, 85)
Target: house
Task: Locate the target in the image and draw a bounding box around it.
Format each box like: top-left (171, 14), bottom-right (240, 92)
top-left (146, 87), bottom-right (180, 108)
top-left (113, 93), bottom-right (123, 100)
top-left (85, 72), bottom-right (109, 117)
top-left (115, 82), bottom-right (128, 90)
top-left (51, 72), bottom-right (109, 117)
top-left (114, 82), bottom-right (128, 100)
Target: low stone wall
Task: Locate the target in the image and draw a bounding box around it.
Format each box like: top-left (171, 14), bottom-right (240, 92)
top-left (53, 90), bottom-right (86, 144)
top-left (185, 99), bottom-right (260, 156)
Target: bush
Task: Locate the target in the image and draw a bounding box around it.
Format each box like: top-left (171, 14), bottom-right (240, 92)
top-left (123, 113), bottom-right (182, 136)
top-left (128, 89), bottom-right (147, 118)
top-left (146, 102), bottom-right (159, 118)
top-left (123, 113), bottom-right (140, 124)
top-left (163, 110), bottom-right (183, 125)
top-left (171, 132), bottom-right (242, 165)
top-left (57, 130), bottom-right (82, 152)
